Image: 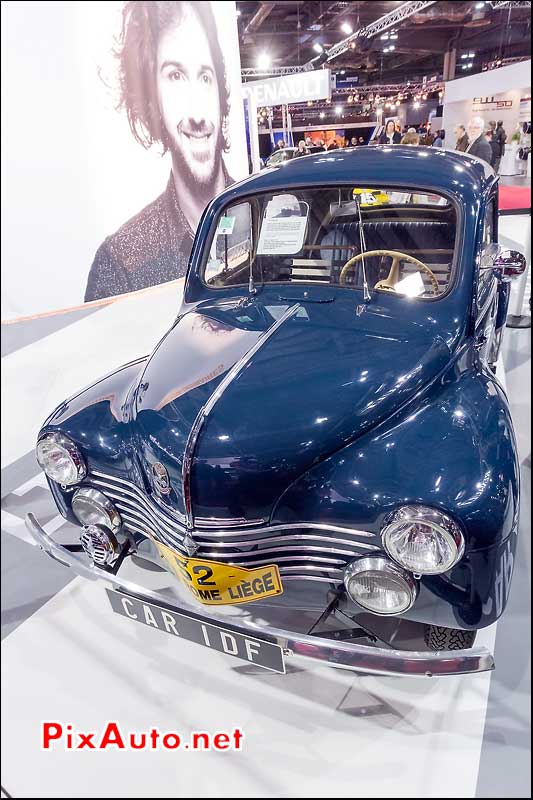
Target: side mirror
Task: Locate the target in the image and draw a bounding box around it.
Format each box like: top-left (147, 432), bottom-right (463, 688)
top-left (493, 249), bottom-right (527, 281)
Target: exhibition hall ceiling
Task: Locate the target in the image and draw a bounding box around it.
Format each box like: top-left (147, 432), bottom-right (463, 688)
top-left (237, 1), bottom-right (531, 83)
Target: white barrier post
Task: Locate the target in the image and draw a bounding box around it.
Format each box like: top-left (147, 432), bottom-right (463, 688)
top-left (507, 218), bottom-right (531, 328)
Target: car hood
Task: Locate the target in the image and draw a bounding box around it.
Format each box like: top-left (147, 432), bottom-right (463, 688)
top-left (132, 296), bottom-right (452, 524)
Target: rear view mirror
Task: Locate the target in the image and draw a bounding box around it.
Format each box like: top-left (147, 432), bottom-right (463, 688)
top-left (493, 249), bottom-right (527, 281)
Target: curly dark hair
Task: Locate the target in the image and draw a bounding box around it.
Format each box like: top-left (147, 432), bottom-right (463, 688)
top-left (115, 1), bottom-right (231, 153)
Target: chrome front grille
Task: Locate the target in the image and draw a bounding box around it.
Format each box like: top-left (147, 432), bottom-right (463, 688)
top-left (89, 471), bottom-right (379, 583)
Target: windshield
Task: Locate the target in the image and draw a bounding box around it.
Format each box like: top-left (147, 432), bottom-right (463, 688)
top-left (203, 185), bottom-right (457, 299)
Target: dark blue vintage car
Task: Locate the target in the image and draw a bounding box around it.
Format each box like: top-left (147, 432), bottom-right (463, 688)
top-left (27, 147), bottom-right (526, 677)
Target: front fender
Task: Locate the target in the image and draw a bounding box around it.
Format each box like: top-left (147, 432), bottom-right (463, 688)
top-left (273, 359), bottom-right (520, 628)
top-left (40, 356), bottom-right (148, 474)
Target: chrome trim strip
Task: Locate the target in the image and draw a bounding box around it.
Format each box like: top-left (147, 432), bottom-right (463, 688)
top-left (196, 523), bottom-right (377, 539)
top-left (200, 554), bottom-right (346, 567)
top-left (195, 517), bottom-right (267, 529)
top-left (26, 513), bottom-right (495, 678)
top-left (199, 539), bottom-right (378, 554)
top-left (181, 303), bottom-right (301, 529)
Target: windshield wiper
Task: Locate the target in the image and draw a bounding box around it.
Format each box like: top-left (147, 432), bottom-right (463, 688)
top-left (354, 195), bottom-right (372, 303)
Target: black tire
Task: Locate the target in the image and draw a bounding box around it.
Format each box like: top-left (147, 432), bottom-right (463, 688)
top-left (424, 625), bottom-right (477, 651)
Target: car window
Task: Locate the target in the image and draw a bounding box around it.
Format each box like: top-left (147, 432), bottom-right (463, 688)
top-left (203, 186), bottom-right (458, 299)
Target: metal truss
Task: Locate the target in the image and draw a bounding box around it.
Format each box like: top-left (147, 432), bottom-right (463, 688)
top-left (303, 0), bottom-right (438, 68)
top-left (488, 1), bottom-right (531, 8)
top-left (334, 81), bottom-right (444, 96)
top-left (241, 66), bottom-right (311, 79)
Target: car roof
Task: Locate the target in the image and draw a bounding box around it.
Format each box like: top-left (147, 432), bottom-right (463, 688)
top-left (219, 145), bottom-right (497, 209)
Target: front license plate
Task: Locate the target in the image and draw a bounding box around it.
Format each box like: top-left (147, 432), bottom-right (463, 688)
top-left (106, 589), bottom-right (285, 673)
top-left (150, 537), bottom-right (283, 606)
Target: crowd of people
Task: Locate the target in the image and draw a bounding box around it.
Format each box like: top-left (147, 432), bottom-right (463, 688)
top-left (272, 117), bottom-right (507, 170)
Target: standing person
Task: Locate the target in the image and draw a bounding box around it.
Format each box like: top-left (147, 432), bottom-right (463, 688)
top-left (433, 129), bottom-right (445, 148)
top-left (485, 130), bottom-right (500, 168)
top-left (466, 117), bottom-right (493, 164)
top-left (275, 138), bottom-right (286, 152)
top-left (85, 1), bottom-right (238, 302)
top-left (294, 140), bottom-right (308, 158)
top-left (400, 131), bottom-right (420, 145)
top-left (419, 126), bottom-right (434, 146)
top-left (327, 139), bottom-right (339, 151)
top-left (378, 120), bottom-right (401, 144)
top-left (358, 136), bottom-right (365, 146)
top-left (454, 124), bottom-right (469, 152)
top-left (494, 120), bottom-right (507, 172)
top-left (350, 136), bottom-right (358, 147)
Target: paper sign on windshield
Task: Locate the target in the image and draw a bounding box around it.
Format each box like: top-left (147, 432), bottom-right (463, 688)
top-left (257, 198), bottom-right (308, 255)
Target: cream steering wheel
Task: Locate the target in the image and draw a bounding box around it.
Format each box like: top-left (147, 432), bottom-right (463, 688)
top-left (339, 249), bottom-right (440, 296)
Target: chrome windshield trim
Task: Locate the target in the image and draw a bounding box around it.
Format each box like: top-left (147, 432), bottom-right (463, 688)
top-left (181, 303), bottom-right (301, 530)
top-left (26, 513), bottom-right (495, 678)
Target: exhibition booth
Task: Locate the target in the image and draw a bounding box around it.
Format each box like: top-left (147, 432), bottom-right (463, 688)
top-left (442, 59), bottom-right (531, 175)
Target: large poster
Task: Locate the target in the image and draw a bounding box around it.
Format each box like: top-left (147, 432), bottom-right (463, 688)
top-left (1, 1), bottom-right (248, 319)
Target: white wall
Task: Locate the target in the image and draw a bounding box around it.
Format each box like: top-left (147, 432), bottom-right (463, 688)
top-left (1, 1), bottom-right (247, 320)
top-left (442, 60), bottom-right (531, 147)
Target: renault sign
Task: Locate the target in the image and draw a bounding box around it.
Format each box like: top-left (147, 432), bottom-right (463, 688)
top-left (243, 69), bottom-right (331, 107)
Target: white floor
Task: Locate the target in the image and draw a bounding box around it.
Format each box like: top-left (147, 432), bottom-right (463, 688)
top-left (1, 571), bottom-right (496, 799)
top-left (0, 242), bottom-right (529, 796)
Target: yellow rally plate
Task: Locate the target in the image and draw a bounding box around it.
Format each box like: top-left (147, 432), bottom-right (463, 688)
top-left (151, 537), bottom-right (283, 605)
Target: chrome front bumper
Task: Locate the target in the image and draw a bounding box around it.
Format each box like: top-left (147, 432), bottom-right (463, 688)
top-left (25, 513), bottom-right (495, 678)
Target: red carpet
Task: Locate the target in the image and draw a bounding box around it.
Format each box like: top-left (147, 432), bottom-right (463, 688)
top-left (499, 184), bottom-right (531, 212)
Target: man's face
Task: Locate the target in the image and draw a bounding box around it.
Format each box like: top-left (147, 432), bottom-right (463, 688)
top-left (467, 121), bottom-right (483, 141)
top-left (157, 6), bottom-right (223, 189)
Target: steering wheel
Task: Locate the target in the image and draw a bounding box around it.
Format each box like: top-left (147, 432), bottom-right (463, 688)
top-left (339, 249), bottom-right (440, 296)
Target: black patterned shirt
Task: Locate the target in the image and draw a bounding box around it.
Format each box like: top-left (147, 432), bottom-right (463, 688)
top-left (84, 171), bottom-right (233, 302)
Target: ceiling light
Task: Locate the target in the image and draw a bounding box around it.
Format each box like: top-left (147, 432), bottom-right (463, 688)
top-left (313, 42), bottom-right (324, 54)
top-left (335, 105), bottom-right (343, 115)
top-left (341, 22), bottom-right (353, 35)
top-left (350, 41), bottom-right (356, 49)
top-left (395, 100), bottom-right (401, 107)
top-left (413, 101), bottom-right (420, 109)
top-left (475, 2), bottom-right (485, 7)
top-left (381, 33), bottom-right (389, 40)
top-left (389, 45), bottom-right (395, 51)
top-left (257, 52), bottom-right (270, 70)
top-left (320, 111), bottom-right (326, 119)
top-left (383, 46), bottom-right (390, 53)
top-left (390, 32), bottom-right (398, 40)
top-left (461, 54), bottom-right (468, 59)
top-left (236, 8), bottom-right (241, 16)
top-left (307, 100), bottom-right (313, 106)
top-left (347, 95), bottom-right (353, 103)
top-left (422, 93), bottom-right (427, 100)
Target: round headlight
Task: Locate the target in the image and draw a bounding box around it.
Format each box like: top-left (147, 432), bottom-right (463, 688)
top-left (382, 505), bottom-right (465, 575)
top-left (344, 557), bottom-right (417, 615)
top-left (72, 488), bottom-right (121, 533)
top-left (36, 432), bottom-right (86, 485)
